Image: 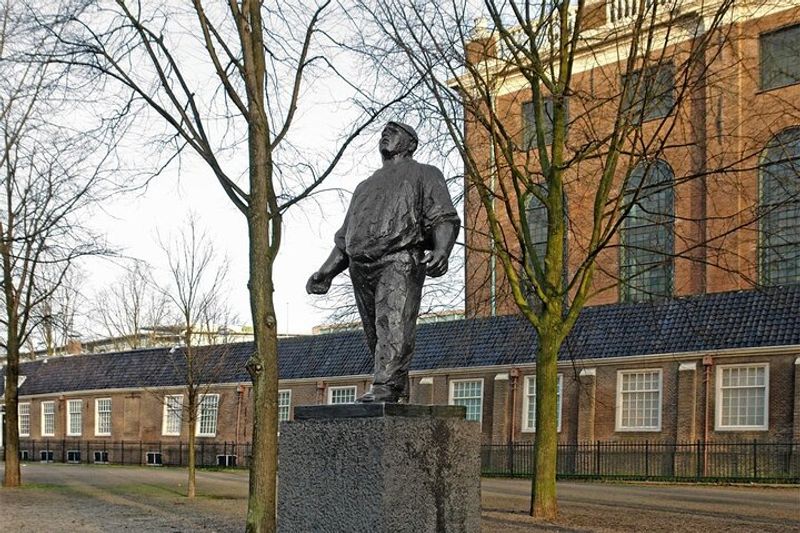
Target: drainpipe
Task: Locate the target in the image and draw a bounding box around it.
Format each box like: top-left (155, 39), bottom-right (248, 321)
top-left (702, 355), bottom-right (714, 475)
top-left (509, 368), bottom-right (520, 444)
top-left (488, 90), bottom-right (497, 317)
top-left (234, 384), bottom-right (245, 445)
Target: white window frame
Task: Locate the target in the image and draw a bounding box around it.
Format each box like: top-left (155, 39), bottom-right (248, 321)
top-left (448, 378), bottom-right (484, 424)
top-left (95, 398), bottom-right (112, 437)
top-left (162, 394), bottom-right (183, 436)
top-left (18, 402), bottom-right (31, 437)
top-left (278, 389), bottom-right (292, 422)
top-left (521, 374), bottom-right (563, 433)
top-left (327, 385), bottom-right (357, 405)
top-left (196, 394), bottom-right (220, 437)
top-left (67, 399), bottom-right (82, 436)
top-left (715, 363), bottom-right (769, 431)
top-left (615, 369), bottom-right (663, 432)
top-left (41, 401), bottom-right (55, 437)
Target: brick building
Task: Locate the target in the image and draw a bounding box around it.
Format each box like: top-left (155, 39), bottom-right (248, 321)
top-left (461, 0), bottom-right (800, 316)
top-left (1, 286), bottom-right (798, 465)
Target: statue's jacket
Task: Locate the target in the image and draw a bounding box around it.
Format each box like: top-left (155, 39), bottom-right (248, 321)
top-left (334, 158), bottom-right (460, 263)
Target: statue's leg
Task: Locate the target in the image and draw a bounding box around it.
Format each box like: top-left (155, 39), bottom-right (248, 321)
top-left (350, 262), bottom-right (378, 356)
top-left (371, 250), bottom-right (426, 402)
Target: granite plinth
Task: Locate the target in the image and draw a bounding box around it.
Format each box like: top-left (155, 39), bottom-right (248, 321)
top-left (278, 403), bottom-right (480, 533)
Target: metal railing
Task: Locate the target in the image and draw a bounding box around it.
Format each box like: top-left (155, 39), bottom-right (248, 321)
top-left (482, 441), bottom-right (800, 482)
top-left (5, 439), bottom-right (251, 468)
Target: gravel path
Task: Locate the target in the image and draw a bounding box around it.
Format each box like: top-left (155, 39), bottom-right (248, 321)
top-left (1, 463), bottom-right (798, 532)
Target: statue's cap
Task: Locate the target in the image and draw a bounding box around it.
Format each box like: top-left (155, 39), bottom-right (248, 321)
top-left (386, 121), bottom-right (419, 143)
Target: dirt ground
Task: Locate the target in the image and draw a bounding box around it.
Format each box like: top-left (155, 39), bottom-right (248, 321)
top-left (1, 463), bottom-right (798, 532)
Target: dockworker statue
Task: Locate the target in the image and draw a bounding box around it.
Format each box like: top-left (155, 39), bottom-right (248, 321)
top-left (306, 121), bottom-right (460, 403)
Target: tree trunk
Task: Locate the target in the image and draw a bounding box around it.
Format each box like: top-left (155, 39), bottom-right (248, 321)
top-left (530, 330), bottom-right (560, 519)
top-left (2, 338), bottom-right (21, 487)
top-left (245, 120), bottom-right (279, 531)
top-left (187, 398), bottom-right (196, 499)
top-left (3, 257), bottom-right (21, 487)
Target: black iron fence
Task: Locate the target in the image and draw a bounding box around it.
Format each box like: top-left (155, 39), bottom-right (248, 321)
top-left (4, 439), bottom-right (799, 482)
top-left (8, 439), bottom-right (251, 468)
top-left (481, 441), bottom-right (800, 482)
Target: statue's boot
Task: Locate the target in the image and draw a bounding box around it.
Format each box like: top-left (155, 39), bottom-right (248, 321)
top-left (356, 384), bottom-right (399, 403)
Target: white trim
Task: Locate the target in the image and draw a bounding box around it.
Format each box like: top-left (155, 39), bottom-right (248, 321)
top-left (40, 401), bottom-right (55, 437)
top-left (94, 398), bottom-right (112, 437)
top-left (521, 374), bottom-right (563, 433)
top-left (66, 399), bottom-right (82, 436)
top-left (18, 402), bottom-right (31, 437)
top-left (615, 369), bottom-right (663, 432)
top-left (196, 393), bottom-right (220, 437)
top-left (418, 377), bottom-right (434, 385)
top-left (327, 385), bottom-right (357, 405)
top-left (494, 373), bottom-right (509, 381)
top-left (795, 357), bottom-right (800, 365)
top-left (161, 394), bottom-right (183, 436)
top-left (579, 368), bottom-right (596, 377)
top-left (715, 363), bottom-right (769, 432)
top-left (278, 389), bottom-right (292, 422)
top-left (679, 362), bottom-right (698, 371)
top-left (448, 378), bottom-right (484, 424)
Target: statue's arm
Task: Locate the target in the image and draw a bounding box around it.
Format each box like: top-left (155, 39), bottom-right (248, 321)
top-left (422, 220), bottom-right (459, 278)
top-left (306, 246), bottom-right (349, 295)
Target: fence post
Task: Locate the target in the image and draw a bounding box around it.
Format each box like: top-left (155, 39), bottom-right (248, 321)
top-left (201, 441), bottom-right (205, 467)
top-left (179, 441), bottom-right (183, 466)
top-left (62, 439), bottom-right (66, 463)
top-left (753, 439), bottom-right (757, 480)
top-left (645, 440), bottom-right (649, 478)
top-left (595, 441), bottom-right (601, 477)
top-left (695, 440), bottom-right (701, 480)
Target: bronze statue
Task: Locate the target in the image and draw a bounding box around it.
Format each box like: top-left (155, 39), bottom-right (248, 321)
top-left (307, 121), bottom-right (460, 403)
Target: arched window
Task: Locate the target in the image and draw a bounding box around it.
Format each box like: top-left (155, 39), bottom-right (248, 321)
top-left (524, 184), bottom-right (568, 305)
top-left (759, 127), bottom-right (800, 286)
top-left (620, 160), bottom-right (674, 302)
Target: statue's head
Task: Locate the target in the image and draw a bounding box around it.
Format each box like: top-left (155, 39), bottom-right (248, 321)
top-left (380, 121), bottom-right (418, 159)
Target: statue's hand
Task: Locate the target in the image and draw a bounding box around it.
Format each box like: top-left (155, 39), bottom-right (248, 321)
top-left (422, 250), bottom-right (448, 278)
top-left (306, 271), bottom-right (332, 294)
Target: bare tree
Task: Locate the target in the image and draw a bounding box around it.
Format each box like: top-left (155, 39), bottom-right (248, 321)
top-left (1, 1), bottom-right (116, 487)
top-left (347, 0), bottom-right (797, 518)
top-left (50, 2), bottom-right (414, 528)
top-left (158, 217), bottom-right (231, 499)
top-left (92, 261), bottom-right (171, 350)
top-left (31, 265), bottom-right (86, 357)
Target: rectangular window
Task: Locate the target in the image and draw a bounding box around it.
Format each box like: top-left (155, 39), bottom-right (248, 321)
top-left (196, 394), bottom-right (219, 437)
top-left (94, 450), bottom-right (109, 464)
top-left (327, 386), bottom-right (357, 405)
top-left (41, 401), bottom-right (55, 437)
top-left (67, 450), bottom-right (81, 463)
top-left (18, 403), bottom-right (30, 437)
top-left (20, 450), bottom-right (31, 461)
top-left (716, 364), bottom-right (769, 430)
top-left (622, 63), bottom-right (674, 122)
top-left (162, 395), bottom-right (183, 436)
top-left (449, 379), bottom-right (484, 423)
top-left (40, 450), bottom-right (54, 462)
top-left (217, 455), bottom-right (237, 467)
top-left (278, 390), bottom-right (292, 422)
top-left (146, 451), bottom-right (163, 466)
top-left (616, 369), bottom-right (662, 431)
top-left (95, 398), bottom-right (112, 436)
top-left (522, 374), bottom-right (563, 432)
top-left (760, 24), bottom-right (800, 90)
top-left (67, 399), bottom-right (82, 436)
top-left (523, 96), bottom-right (568, 148)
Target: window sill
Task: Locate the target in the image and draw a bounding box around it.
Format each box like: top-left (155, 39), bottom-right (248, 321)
top-left (714, 426), bottom-right (768, 432)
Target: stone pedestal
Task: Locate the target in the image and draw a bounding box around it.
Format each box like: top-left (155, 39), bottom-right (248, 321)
top-left (278, 403), bottom-right (481, 533)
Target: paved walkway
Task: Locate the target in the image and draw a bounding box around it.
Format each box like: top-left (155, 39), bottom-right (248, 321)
top-left (1, 463), bottom-right (798, 531)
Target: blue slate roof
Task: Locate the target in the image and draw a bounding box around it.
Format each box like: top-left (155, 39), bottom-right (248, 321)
top-left (2, 286), bottom-right (799, 397)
